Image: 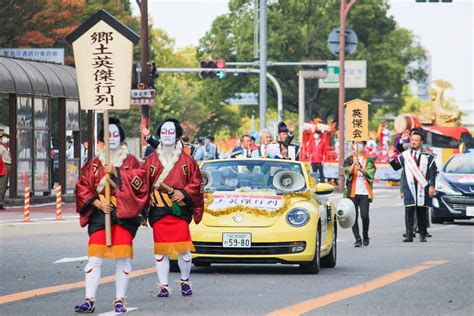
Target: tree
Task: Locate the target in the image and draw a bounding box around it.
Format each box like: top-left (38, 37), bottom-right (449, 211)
top-left (197, 0), bottom-right (427, 130)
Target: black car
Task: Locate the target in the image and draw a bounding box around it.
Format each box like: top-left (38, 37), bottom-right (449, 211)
top-left (432, 153), bottom-right (474, 224)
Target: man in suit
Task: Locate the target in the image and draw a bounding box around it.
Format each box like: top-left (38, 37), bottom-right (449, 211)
top-left (231, 134), bottom-right (253, 158)
top-left (390, 128), bottom-right (437, 242)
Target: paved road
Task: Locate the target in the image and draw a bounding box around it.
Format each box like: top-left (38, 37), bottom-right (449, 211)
top-left (1, 187), bottom-right (473, 315)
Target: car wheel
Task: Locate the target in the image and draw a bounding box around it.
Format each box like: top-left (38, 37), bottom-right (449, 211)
top-left (193, 262), bottom-right (211, 268)
top-left (299, 223), bottom-right (321, 274)
top-left (321, 217), bottom-right (337, 268)
top-left (170, 260), bottom-right (180, 273)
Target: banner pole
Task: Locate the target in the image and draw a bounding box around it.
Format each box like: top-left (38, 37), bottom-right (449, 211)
top-left (103, 111), bottom-right (112, 247)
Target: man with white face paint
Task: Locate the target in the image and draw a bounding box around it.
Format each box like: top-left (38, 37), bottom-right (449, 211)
top-left (343, 141), bottom-right (376, 247)
top-left (143, 118), bottom-right (204, 298)
top-left (75, 118), bottom-right (148, 314)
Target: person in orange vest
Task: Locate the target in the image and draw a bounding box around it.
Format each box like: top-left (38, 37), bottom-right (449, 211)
top-left (343, 141), bottom-right (376, 247)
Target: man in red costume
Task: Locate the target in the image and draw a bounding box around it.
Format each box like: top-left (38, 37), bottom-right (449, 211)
top-left (75, 118), bottom-right (148, 314)
top-left (143, 118), bottom-right (204, 297)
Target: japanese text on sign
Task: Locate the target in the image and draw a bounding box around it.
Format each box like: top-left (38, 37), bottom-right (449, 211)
top-left (91, 32), bottom-right (115, 107)
top-left (207, 195), bottom-right (283, 211)
top-left (345, 99), bottom-right (369, 141)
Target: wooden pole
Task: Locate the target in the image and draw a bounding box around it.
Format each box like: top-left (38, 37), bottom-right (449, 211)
top-left (103, 111), bottom-right (112, 247)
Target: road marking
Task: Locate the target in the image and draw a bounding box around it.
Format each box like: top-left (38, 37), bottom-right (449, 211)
top-left (0, 216), bottom-right (79, 225)
top-left (98, 307), bottom-right (139, 315)
top-left (429, 225), bottom-right (455, 231)
top-left (54, 256), bottom-right (89, 264)
top-left (267, 260), bottom-right (448, 316)
top-left (0, 268), bottom-right (155, 304)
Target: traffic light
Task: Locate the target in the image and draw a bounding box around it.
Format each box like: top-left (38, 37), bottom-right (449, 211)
top-left (148, 62), bottom-right (159, 90)
top-left (199, 59), bottom-right (225, 79)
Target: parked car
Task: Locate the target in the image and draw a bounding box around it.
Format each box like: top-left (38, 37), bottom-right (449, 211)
top-left (188, 158), bottom-right (354, 274)
top-left (432, 153), bottom-right (474, 224)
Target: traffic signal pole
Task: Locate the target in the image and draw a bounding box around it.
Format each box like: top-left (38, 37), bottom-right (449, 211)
top-left (138, 0), bottom-right (150, 148)
top-left (338, 0), bottom-right (357, 192)
top-left (259, 0), bottom-right (267, 130)
top-left (155, 67), bottom-right (283, 120)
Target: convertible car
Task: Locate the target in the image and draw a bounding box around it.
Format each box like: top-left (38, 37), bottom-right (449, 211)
top-left (189, 158), bottom-right (354, 274)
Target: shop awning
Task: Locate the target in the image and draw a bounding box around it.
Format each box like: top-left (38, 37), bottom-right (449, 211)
top-left (0, 56), bottom-right (78, 98)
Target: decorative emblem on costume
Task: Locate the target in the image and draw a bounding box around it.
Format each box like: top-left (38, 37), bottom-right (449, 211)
top-left (92, 164), bottom-right (98, 176)
top-left (131, 176), bottom-right (143, 191)
top-left (150, 165), bottom-right (156, 176)
top-left (233, 213), bottom-right (244, 223)
top-left (182, 165), bottom-right (188, 176)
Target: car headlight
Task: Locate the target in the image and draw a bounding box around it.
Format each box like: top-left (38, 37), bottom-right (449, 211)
top-left (286, 208), bottom-right (310, 227)
top-left (435, 178), bottom-right (462, 195)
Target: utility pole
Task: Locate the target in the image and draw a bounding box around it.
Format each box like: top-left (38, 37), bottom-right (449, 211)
top-left (259, 0), bottom-right (267, 129)
top-left (338, 0), bottom-right (357, 192)
top-left (137, 0), bottom-right (150, 148)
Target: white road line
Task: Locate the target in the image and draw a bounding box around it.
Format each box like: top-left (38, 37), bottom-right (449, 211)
top-left (0, 215), bottom-right (79, 224)
top-left (336, 239), bottom-right (346, 242)
top-left (429, 225), bottom-right (456, 231)
top-left (54, 256), bottom-right (88, 264)
top-left (98, 307), bottom-right (139, 315)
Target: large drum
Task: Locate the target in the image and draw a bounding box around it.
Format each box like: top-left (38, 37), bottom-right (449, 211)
top-left (394, 114), bottom-right (421, 133)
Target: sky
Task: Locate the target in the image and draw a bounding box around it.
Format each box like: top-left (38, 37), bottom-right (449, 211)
top-left (131, 0), bottom-right (473, 112)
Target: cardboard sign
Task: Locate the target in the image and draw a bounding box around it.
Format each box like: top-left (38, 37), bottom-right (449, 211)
top-left (345, 99), bottom-right (369, 141)
top-left (67, 10), bottom-right (139, 110)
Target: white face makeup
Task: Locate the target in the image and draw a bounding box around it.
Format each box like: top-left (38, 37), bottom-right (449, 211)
top-left (109, 124), bottom-right (121, 150)
top-left (160, 122), bottom-right (176, 146)
top-left (2, 136), bottom-right (9, 144)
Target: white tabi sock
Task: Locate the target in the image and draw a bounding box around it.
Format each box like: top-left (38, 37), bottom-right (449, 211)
top-left (154, 254), bottom-right (170, 285)
top-left (84, 256), bottom-right (103, 298)
top-left (115, 258), bottom-right (132, 298)
top-left (178, 250), bottom-right (192, 281)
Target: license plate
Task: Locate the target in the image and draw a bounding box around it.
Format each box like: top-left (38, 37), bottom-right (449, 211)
top-left (222, 233), bottom-right (252, 248)
top-left (466, 206), bottom-right (474, 217)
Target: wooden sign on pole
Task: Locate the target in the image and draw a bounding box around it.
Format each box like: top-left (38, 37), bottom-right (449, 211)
top-left (67, 10), bottom-right (139, 246)
top-left (345, 98), bottom-right (370, 142)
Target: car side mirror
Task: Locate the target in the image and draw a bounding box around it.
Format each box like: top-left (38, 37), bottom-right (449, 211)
top-left (315, 183), bottom-right (335, 195)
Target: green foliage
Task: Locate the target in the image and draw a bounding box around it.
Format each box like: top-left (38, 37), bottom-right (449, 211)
top-left (197, 0), bottom-right (427, 125)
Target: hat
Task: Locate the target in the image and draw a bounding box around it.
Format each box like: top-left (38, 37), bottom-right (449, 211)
top-left (0, 127), bottom-right (9, 137)
top-left (278, 122), bottom-right (288, 133)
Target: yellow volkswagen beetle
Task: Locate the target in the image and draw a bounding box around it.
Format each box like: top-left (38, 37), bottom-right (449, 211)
top-left (190, 158), bottom-right (353, 274)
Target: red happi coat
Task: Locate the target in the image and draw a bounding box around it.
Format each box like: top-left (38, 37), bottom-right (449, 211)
top-left (143, 151), bottom-right (204, 224)
top-left (76, 154), bottom-right (148, 227)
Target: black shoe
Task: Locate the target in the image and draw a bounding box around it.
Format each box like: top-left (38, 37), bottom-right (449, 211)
top-left (419, 235), bottom-right (427, 242)
top-left (402, 233), bottom-right (416, 238)
top-left (425, 232), bottom-right (432, 238)
top-left (363, 238), bottom-right (369, 246)
top-left (402, 237), bottom-right (413, 242)
top-left (0, 205), bottom-right (5, 210)
top-left (353, 239), bottom-right (362, 247)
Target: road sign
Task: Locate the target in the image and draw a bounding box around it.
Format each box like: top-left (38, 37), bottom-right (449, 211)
top-left (327, 27), bottom-right (358, 57)
top-left (319, 60), bottom-right (366, 89)
top-left (66, 10), bottom-right (140, 110)
top-left (345, 99), bottom-right (370, 142)
top-left (131, 89), bottom-right (156, 106)
top-left (226, 93), bottom-right (258, 105)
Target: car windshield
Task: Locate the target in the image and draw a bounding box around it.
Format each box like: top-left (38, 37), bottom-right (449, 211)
top-left (201, 159), bottom-right (305, 191)
top-left (444, 154), bottom-right (474, 174)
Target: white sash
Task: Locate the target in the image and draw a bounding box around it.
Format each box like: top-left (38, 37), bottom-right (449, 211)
top-left (402, 150), bottom-right (428, 206)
